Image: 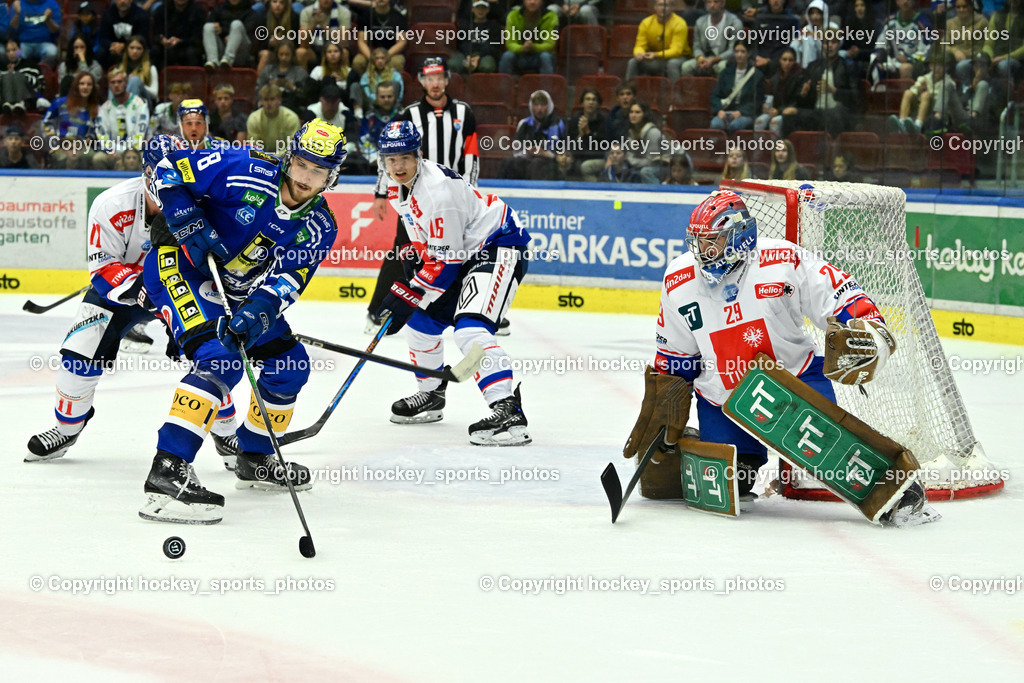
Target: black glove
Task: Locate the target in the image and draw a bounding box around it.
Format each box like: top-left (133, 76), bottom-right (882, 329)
top-left (376, 281), bottom-right (423, 335)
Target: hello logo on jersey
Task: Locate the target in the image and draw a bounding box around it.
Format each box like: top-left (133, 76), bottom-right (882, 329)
top-left (754, 282), bottom-right (795, 299)
top-left (709, 319), bottom-right (776, 390)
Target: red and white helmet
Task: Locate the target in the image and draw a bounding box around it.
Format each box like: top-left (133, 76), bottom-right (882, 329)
top-left (686, 190), bottom-right (758, 287)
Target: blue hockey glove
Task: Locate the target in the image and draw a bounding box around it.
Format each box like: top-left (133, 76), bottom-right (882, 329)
top-left (217, 293), bottom-right (278, 353)
top-left (376, 281), bottom-right (423, 335)
top-left (171, 214), bottom-right (230, 276)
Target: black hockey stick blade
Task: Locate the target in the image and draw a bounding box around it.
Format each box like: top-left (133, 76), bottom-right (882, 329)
top-left (294, 333), bottom-right (484, 383)
top-left (279, 315), bottom-right (393, 447)
top-left (23, 286), bottom-right (89, 314)
top-left (604, 426), bottom-right (668, 523)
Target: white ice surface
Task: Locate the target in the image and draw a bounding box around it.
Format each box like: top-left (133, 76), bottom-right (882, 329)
top-left (1, 294), bottom-right (1023, 681)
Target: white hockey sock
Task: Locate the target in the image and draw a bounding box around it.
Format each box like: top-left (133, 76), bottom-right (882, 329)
top-left (53, 366), bottom-right (101, 436)
top-left (453, 324), bottom-right (512, 405)
top-left (406, 326), bottom-right (444, 393)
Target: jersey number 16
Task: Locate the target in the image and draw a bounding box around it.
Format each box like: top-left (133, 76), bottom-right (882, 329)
top-left (430, 217), bottom-right (444, 239)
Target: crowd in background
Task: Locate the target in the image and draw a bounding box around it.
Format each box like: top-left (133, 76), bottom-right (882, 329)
top-left (0, 0), bottom-right (1020, 188)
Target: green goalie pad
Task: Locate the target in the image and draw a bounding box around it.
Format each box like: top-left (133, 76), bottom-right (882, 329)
top-left (722, 354), bottom-right (920, 522)
top-left (679, 438), bottom-right (740, 518)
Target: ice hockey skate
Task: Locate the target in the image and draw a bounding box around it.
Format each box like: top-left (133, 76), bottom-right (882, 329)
top-left (469, 384), bottom-right (531, 446)
top-left (234, 452), bottom-right (313, 492)
top-left (391, 381), bottom-right (447, 424)
top-left (139, 451), bottom-right (225, 524)
top-left (495, 318), bottom-right (511, 336)
top-left (211, 433), bottom-right (241, 471)
top-left (119, 322), bottom-right (155, 354)
top-left (879, 481), bottom-right (941, 528)
top-left (25, 408), bottom-right (95, 462)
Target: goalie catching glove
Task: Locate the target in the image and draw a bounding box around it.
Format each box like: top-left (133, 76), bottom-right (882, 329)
top-left (823, 317), bottom-right (897, 385)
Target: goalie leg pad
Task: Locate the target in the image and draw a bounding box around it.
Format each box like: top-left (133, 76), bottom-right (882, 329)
top-left (679, 438), bottom-right (740, 517)
top-left (639, 444), bottom-right (684, 500)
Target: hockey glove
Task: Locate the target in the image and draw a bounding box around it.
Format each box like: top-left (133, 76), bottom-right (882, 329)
top-left (218, 292), bottom-right (278, 353)
top-left (171, 213), bottom-right (230, 277)
top-left (376, 282), bottom-right (423, 335)
top-left (623, 366), bottom-right (692, 459)
top-left (399, 242), bottom-right (424, 281)
top-left (823, 316), bottom-right (897, 385)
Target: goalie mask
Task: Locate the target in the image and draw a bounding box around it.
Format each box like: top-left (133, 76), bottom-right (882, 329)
top-left (686, 190), bottom-right (758, 288)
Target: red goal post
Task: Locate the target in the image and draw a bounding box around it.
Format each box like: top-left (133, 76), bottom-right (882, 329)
top-left (720, 179), bottom-right (1004, 501)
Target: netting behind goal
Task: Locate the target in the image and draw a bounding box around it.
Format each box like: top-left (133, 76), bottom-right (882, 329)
top-left (722, 179), bottom-right (1003, 501)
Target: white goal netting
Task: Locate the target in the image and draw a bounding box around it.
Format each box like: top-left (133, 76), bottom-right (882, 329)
top-left (723, 179), bottom-right (1003, 500)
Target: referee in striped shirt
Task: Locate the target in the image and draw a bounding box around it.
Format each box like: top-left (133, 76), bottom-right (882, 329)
top-left (367, 57), bottom-right (486, 330)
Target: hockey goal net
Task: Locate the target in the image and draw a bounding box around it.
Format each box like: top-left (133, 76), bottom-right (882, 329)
top-left (721, 179), bottom-right (1003, 501)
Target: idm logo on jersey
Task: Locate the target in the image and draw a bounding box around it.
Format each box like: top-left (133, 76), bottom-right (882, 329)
top-left (236, 205), bottom-right (256, 225)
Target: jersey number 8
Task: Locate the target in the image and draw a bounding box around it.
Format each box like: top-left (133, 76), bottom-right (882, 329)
top-left (196, 152), bottom-right (222, 172)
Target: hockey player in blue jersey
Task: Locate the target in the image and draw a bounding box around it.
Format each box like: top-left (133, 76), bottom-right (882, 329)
top-left (375, 121), bottom-right (532, 446)
top-left (140, 119), bottom-right (346, 525)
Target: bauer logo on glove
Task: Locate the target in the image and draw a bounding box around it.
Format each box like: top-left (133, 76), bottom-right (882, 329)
top-left (823, 316), bottom-right (897, 385)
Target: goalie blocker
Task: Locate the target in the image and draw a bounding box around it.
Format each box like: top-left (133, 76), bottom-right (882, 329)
top-left (724, 354), bottom-right (938, 525)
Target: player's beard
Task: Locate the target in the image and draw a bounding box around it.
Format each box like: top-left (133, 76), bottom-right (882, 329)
top-left (283, 173), bottom-right (322, 206)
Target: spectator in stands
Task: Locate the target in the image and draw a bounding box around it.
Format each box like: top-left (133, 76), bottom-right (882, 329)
top-left (683, 0), bottom-right (742, 77)
top-left (152, 81), bottom-right (192, 135)
top-left (153, 0), bottom-right (207, 67)
top-left (984, 0), bottom-right (1024, 82)
top-left (210, 83), bottom-right (248, 141)
top-left (554, 149), bottom-right (583, 180)
top-left (791, 0), bottom-right (835, 69)
top-left (768, 139), bottom-right (808, 180)
top-left (839, 0), bottom-right (877, 81)
top-left (450, 0), bottom-right (502, 75)
top-left (710, 41), bottom-right (763, 134)
top-left (354, 0), bottom-right (407, 75)
top-left (1, 37), bottom-right (42, 112)
top-left (592, 142), bottom-right (637, 182)
top-left (754, 45), bottom-right (801, 136)
top-left (752, 0), bottom-right (800, 74)
top-left (960, 51), bottom-right (994, 134)
top-left (297, 0), bottom-right (351, 71)
top-left (120, 35), bottom-right (158, 105)
top-left (824, 151), bottom-right (860, 182)
top-left (302, 80), bottom-right (358, 153)
top-left (945, 1), bottom-right (987, 84)
top-left (870, 0), bottom-right (932, 83)
top-left (352, 47), bottom-right (403, 118)
top-left (256, 40), bottom-right (310, 111)
top-left (567, 87), bottom-right (607, 164)
top-left (43, 71), bottom-right (100, 168)
top-left (116, 145), bottom-right (142, 170)
top-left (500, 89), bottom-right (566, 180)
top-left (549, 0), bottom-right (599, 27)
top-left (58, 34), bottom-right (101, 97)
top-left (677, 0), bottom-right (704, 27)
top-left (94, 66), bottom-right (150, 169)
top-left (499, 0), bottom-right (559, 75)
top-left (310, 41), bottom-right (353, 89)
top-left (792, 29), bottom-right (852, 137)
top-left (607, 80), bottom-right (636, 140)
top-left (8, 0), bottom-right (60, 67)
top-left (624, 101), bottom-right (666, 183)
top-left (98, 0), bottom-right (148, 69)
top-left (720, 146), bottom-right (753, 180)
top-left (203, 0), bottom-right (257, 69)
top-left (662, 151), bottom-right (697, 185)
top-left (72, 3), bottom-right (101, 55)
top-left (626, 0), bottom-right (690, 83)
top-left (247, 82), bottom-right (300, 154)
top-left (0, 123), bottom-right (36, 167)
top-left (890, 53), bottom-right (965, 135)
top-left (256, 0), bottom-right (297, 74)
top-left (357, 79), bottom-right (399, 166)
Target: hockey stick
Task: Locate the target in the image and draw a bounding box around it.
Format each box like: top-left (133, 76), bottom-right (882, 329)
top-left (23, 286), bottom-right (90, 314)
top-left (601, 426), bottom-right (668, 523)
top-left (207, 255), bottom-right (316, 559)
top-left (293, 332), bottom-right (484, 383)
top-left (279, 315), bottom-right (393, 446)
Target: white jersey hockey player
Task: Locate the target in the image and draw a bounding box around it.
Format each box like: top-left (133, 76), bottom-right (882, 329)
top-left (25, 136), bottom-right (242, 466)
top-left (624, 190), bottom-right (937, 527)
top-left (374, 121), bottom-right (532, 445)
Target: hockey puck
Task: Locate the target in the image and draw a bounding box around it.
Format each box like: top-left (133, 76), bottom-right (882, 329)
top-left (163, 536), bottom-right (186, 559)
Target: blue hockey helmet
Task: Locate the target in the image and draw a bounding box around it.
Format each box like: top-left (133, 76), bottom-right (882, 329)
top-left (686, 190), bottom-right (758, 288)
top-left (177, 98), bottom-right (209, 124)
top-left (377, 120), bottom-right (422, 156)
top-left (283, 118), bottom-right (348, 190)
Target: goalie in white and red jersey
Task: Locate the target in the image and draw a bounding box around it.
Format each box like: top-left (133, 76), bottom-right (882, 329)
top-left (624, 189), bottom-right (935, 526)
top-left (24, 135), bottom-right (242, 467)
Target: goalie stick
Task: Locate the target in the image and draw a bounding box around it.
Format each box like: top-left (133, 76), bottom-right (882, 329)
top-left (208, 255), bottom-right (316, 559)
top-left (601, 426), bottom-right (668, 523)
top-left (23, 286), bottom-right (90, 314)
top-left (279, 315), bottom-right (393, 446)
top-left (294, 333), bottom-right (484, 383)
